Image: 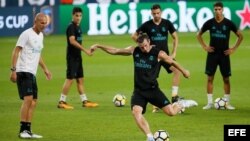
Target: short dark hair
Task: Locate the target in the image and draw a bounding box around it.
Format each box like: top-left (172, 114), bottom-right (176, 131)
top-left (213, 1), bottom-right (223, 8)
top-left (137, 33), bottom-right (149, 43)
top-left (151, 4), bottom-right (161, 10)
top-left (72, 7), bottom-right (82, 14)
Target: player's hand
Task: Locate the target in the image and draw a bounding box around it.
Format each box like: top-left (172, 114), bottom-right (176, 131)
top-left (183, 70), bottom-right (190, 78)
top-left (44, 69), bottom-right (52, 80)
top-left (10, 71), bottom-right (17, 83)
top-left (90, 44), bottom-right (98, 53)
top-left (224, 48), bottom-right (235, 56)
top-left (85, 49), bottom-right (93, 56)
top-left (203, 46), bottom-right (214, 53)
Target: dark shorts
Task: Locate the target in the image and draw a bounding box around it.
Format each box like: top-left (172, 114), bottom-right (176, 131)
top-left (131, 87), bottom-right (171, 114)
top-left (159, 61), bottom-right (172, 74)
top-left (16, 72), bottom-right (38, 100)
top-left (66, 57), bottom-right (84, 79)
top-left (205, 53), bottom-right (231, 77)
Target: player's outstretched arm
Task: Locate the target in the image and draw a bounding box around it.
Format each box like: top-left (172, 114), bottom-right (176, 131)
top-left (91, 44), bottom-right (134, 56)
top-left (158, 51), bottom-right (190, 78)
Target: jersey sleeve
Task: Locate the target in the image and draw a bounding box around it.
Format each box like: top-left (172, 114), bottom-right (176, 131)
top-left (67, 24), bottom-right (75, 37)
top-left (16, 30), bottom-right (28, 48)
top-left (200, 20), bottom-right (210, 33)
top-left (136, 22), bottom-right (147, 34)
top-left (167, 20), bottom-right (176, 34)
top-left (229, 20), bottom-right (238, 33)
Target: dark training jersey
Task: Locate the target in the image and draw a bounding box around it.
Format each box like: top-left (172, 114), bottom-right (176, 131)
top-left (136, 19), bottom-right (176, 54)
top-left (66, 21), bottom-right (83, 59)
top-left (200, 18), bottom-right (238, 54)
top-left (133, 47), bottom-right (161, 90)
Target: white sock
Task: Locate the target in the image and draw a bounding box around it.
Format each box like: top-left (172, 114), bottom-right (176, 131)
top-left (146, 133), bottom-right (153, 138)
top-left (60, 94), bottom-right (67, 102)
top-left (224, 94), bottom-right (230, 102)
top-left (80, 94), bottom-right (88, 102)
top-left (207, 94), bottom-right (213, 104)
top-left (172, 86), bottom-right (179, 97)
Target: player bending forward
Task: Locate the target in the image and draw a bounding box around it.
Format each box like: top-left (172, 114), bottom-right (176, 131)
top-left (90, 33), bottom-right (197, 141)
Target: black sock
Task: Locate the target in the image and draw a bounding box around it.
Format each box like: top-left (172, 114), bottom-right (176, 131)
top-left (27, 122), bottom-right (31, 132)
top-left (19, 121), bottom-right (26, 133)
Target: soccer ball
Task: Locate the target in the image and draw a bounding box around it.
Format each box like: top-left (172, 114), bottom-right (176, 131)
top-left (214, 97), bottom-right (227, 110)
top-left (112, 94), bottom-right (126, 107)
top-left (153, 130), bottom-right (170, 141)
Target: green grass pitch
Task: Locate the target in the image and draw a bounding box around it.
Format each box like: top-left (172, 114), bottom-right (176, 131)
top-left (0, 31), bottom-right (249, 141)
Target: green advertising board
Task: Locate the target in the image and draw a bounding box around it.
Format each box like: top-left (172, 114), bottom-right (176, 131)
top-left (59, 0), bottom-right (250, 35)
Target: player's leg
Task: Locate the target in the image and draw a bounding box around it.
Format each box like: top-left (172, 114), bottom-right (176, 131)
top-left (58, 79), bottom-right (74, 109)
top-left (17, 72), bottom-right (42, 138)
top-left (58, 58), bottom-right (76, 109)
top-left (76, 77), bottom-right (98, 107)
top-left (131, 90), bottom-right (154, 141)
top-left (76, 62), bottom-right (98, 107)
top-left (169, 65), bottom-right (182, 102)
top-left (220, 56), bottom-right (234, 110)
top-left (161, 61), bottom-right (183, 103)
top-left (132, 105), bottom-right (154, 141)
top-left (203, 54), bottom-right (218, 110)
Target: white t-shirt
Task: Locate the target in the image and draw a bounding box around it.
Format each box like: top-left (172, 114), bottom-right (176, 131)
top-left (16, 28), bottom-right (44, 75)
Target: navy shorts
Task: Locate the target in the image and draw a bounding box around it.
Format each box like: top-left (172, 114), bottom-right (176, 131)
top-left (205, 53), bottom-right (231, 77)
top-left (66, 57), bottom-right (84, 79)
top-left (16, 72), bottom-right (38, 100)
top-left (159, 61), bottom-right (172, 74)
top-left (131, 87), bottom-right (171, 114)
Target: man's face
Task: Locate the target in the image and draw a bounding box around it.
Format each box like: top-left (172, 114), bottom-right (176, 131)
top-left (214, 6), bottom-right (223, 18)
top-left (138, 39), bottom-right (150, 53)
top-left (35, 15), bottom-right (47, 32)
top-left (151, 8), bottom-right (162, 22)
top-left (73, 12), bottom-right (82, 25)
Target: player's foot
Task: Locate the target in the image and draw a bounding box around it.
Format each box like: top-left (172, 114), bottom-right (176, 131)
top-left (147, 136), bottom-right (155, 141)
top-left (19, 130), bottom-right (31, 139)
top-left (57, 101), bottom-right (74, 109)
top-left (226, 104), bottom-right (235, 110)
top-left (30, 132), bottom-right (43, 139)
top-left (152, 107), bottom-right (160, 113)
top-left (82, 100), bottom-right (98, 107)
top-left (202, 103), bottom-right (213, 110)
top-left (178, 99), bottom-right (198, 108)
top-left (172, 95), bottom-right (184, 103)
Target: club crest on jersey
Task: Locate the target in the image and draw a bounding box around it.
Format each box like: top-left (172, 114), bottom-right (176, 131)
top-left (149, 56), bottom-right (154, 61)
top-left (162, 27), bottom-right (166, 32)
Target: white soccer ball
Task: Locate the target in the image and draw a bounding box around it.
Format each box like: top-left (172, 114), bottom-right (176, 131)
top-left (112, 94), bottom-right (126, 107)
top-left (153, 130), bottom-right (170, 141)
top-left (214, 97), bottom-right (227, 110)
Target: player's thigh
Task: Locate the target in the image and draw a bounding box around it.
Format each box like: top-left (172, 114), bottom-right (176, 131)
top-left (219, 55), bottom-right (231, 77)
top-left (205, 54), bottom-right (218, 75)
top-left (16, 72), bottom-right (37, 99)
top-left (66, 59), bottom-right (83, 79)
top-left (131, 89), bottom-right (147, 114)
top-left (160, 61), bottom-right (172, 73)
top-left (149, 88), bottom-right (171, 109)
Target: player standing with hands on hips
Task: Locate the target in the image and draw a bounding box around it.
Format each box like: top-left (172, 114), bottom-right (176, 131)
top-left (91, 33), bottom-right (198, 141)
top-left (10, 13), bottom-right (52, 139)
top-left (197, 1), bottom-right (243, 110)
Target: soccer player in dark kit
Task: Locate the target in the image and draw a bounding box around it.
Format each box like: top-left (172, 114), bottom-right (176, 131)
top-left (90, 33), bottom-right (197, 141)
top-left (132, 4), bottom-right (184, 113)
top-left (197, 1), bottom-right (243, 110)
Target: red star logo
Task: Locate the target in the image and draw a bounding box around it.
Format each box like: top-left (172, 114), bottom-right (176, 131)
top-left (236, 0), bottom-right (250, 30)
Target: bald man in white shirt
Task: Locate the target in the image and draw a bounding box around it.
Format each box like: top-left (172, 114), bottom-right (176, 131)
top-left (10, 13), bottom-right (52, 139)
